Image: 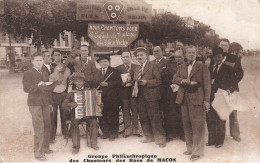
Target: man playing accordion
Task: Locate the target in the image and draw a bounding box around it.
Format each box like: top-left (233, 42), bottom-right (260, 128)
top-left (62, 72), bottom-right (99, 155)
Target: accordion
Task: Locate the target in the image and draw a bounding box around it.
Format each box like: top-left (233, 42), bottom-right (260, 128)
top-left (74, 89), bottom-right (103, 119)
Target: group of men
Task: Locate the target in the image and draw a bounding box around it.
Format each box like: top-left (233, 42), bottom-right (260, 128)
top-left (23, 38), bottom-right (243, 161)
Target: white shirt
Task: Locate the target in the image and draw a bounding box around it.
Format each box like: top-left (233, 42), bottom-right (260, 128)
top-left (156, 57), bottom-right (163, 64)
top-left (44, 64), bottom-right (51, 73)
top-left (214, 63), bottom-right (222, 73)
top-left (188, 60), bottom-right (196, 78)
top-left (101, 67), bottom-right (108, 74)
top-left (140, 60), bottom-right (147, 72)
top-left (34, 67), bottom-right (41, 73)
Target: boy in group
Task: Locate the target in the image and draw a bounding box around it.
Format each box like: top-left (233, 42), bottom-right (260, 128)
top-left (62, 72), bottom-right (99, 155)
top-left (23, 52), bottom-right (58, 161)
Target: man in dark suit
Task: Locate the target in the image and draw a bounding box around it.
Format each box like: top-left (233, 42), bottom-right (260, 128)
top-left (151, 46), bottom-right (169, 113)
top-left (173, 45), bottom-right (211, 161)
top-left (218, 38), bottom-right (244, 142)
top-left (151, 46), bottom-right (172, 140)
top-left (116, 51), bottom-right (141, 138)
top-left (133, 47), bottom-right (166, 148)
top-left (206, 47), bottom-right (237, 148)
top-left (94, 55), bottom-right (121, 141)
top-left (23, 52), bottom-right (58, 161)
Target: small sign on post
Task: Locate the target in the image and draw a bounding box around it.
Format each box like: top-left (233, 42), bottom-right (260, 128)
top-left (104, 1), bottom-right (123, 21)
top-left (88, 23), bottom-right (139, 47)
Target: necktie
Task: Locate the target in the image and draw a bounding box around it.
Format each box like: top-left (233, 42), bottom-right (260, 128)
top-left (137, 64), bottom-right (143, 81)
top-left (156, 60), bottom-right (159, 64)
top-left (213, 64), bottom-right (218, 79)
top-left (102, 68), bottom-right (106, 75)
top-left (37, 68), bottom-right (42, 74)
top-left (125, 65), bottom-right (130, 72)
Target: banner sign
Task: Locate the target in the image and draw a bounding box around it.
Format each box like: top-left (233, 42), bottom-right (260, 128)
top-left (88, 23), bottom-right (139, 47)
top-left (76, 0), bottom-right (152, 23)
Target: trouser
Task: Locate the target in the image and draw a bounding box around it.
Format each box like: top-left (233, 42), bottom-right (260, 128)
top-left (99, 102), bottom-right (119, 138)
top-left (206, 106), bottom-right (226, 145)
top-left (51, 92), bottom-right (69, 140)
top-left (29, 106), bottom-right (51, 158)
top-left (181, 96), bottom-right (206, 156)
top-left (137, 96), bottom-right (166, 144)
top-left (165, 102), bottom-right (185, 139)
top-left (70, 117), bottom-right (98, 149)
top-left (121, 98), bottom-right (139, 135)
top-left (230, 110), bottom-right (240, 138)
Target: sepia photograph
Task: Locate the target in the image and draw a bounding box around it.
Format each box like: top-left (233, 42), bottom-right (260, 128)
top-left (0, 0), bottom-right (260, 162)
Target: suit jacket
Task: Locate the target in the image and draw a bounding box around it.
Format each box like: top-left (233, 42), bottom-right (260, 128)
top-left (76, 60), bottom-right (98, 87)
top-left (133, 62), bottom-right (161, 102)
top-left (209, 63), bottom-right (236, 101)
top-left (164, 59), bottom-right (178, 102)
top-left (210, 53), bottom-right (243, 91)
top-left (94, 66), bottom-right (121, 105)
top-left (116, 63), bottom-right (138, 100)
top-left (23, 68), bottom-right (56, 106)
top-left (151, 58), bottom-right (170, 101)
top-left (173, 61), bottom-right (211, 105)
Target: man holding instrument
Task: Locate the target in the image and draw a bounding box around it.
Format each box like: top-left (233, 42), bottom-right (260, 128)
top-left (94, 55), bottom-right (121, 141)
top-left (62, 72), bottom-right (99, 155)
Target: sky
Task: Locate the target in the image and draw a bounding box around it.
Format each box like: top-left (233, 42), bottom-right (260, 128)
top-left (146, 0), bottom-right (260, 50)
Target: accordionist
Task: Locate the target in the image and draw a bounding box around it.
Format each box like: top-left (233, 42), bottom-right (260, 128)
top-left (62, 72), bottom-right (99, 155)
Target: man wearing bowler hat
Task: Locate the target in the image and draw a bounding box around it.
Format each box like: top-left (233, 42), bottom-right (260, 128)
top-left (94, 54), bottom-right (121, 141)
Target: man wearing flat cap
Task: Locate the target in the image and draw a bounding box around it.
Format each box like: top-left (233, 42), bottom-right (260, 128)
top-left (94, 55), bottom-right (121, 141)
top-left (133, 47), bottom-right (166, 148)
top-left (62, 72), bottom-right (99, 155)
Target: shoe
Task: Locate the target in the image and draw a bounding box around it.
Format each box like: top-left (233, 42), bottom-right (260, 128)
top-left (109, 137), bottom-right (116, 141)
top-left (215, 144), bottom-right (223, 148)
top-left (123, 134), bottom-right (131, 138)
top-left (140, 137), bottom-right (154, 143)
top-left (91, 145), bottom-right (100, 151)
top-left (64, 135), bottom-right (69, 139)
top-left (133, 134), bottom-right (143, 137)
top-left (35, 155), bottom-right (47, 161)
top-left (206, 143), bottom-right (214, 146)
top-left (190, 155), bottom-right (200, 161)
top-left (233, 137), bottom-right (241, 142)
top-left (166, 138), bottom-right (173, 142)
top-left (183, 151), bottom-right (192, 155)
top-left (72, 148), bottom-right (79, 155)
top-left (158, 143), bottom-right (166, 148)
top-left (101, 135), bottom-right (108, 139)
top-left (44, 149), bottom-right (53, 154)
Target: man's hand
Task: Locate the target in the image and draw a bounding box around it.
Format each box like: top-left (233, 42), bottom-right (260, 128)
top-left (181, 79), bottom-right (191, 85)
top-left (49, 105), bottom-right (53, 112)
top-left (68, 102), bottom-right (78, 108)
top-left (100, 82), bottom-right (108, 87)
top-left (138, 80), bottom-right (147, 86)
top-left (38, 81), bottom-right (45, 86)
top-left (203, 101), bottom-right (210, 112)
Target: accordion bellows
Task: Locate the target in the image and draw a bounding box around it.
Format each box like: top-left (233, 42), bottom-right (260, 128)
top-left (74, 89), bottom-right (103, 119)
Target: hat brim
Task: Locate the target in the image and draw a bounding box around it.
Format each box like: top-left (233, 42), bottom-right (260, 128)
top-left (96, 57), bottom-right (110, 63)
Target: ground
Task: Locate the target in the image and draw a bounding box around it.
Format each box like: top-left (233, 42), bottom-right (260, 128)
top-left (0, 55), bottom-right (260, 162)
